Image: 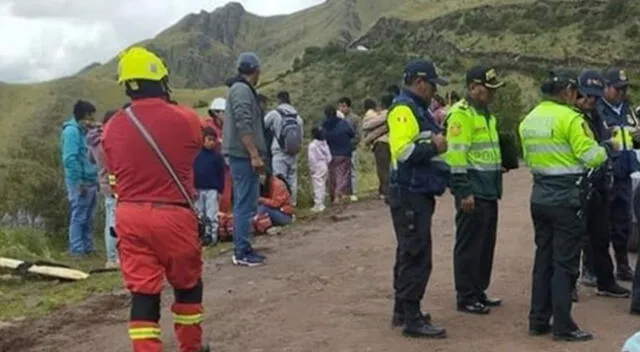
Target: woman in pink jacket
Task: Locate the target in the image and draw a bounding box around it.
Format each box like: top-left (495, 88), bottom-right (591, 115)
top-left (308, 125), bottom-right (332, 212)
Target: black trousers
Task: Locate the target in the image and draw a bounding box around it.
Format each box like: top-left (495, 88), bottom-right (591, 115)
top-left (610, 177), bottom-right (632, 268)
top-left (390, 187), bottom-right (435, 305)
top-left (373, 142), bottom-right (390, 198)
top-left (453, 198), bottom-right (498, 303)
top-left (583, 191), bottom-right (616, 289)
top-left (529, 204), bottom-right (585, 334)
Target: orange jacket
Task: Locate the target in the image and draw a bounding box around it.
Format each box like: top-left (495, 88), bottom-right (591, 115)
top-left (260, 177), bottom-right (294, 215)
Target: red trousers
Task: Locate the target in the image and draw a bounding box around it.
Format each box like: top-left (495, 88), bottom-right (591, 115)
top-left (116, 202), bottom-right (204, 352)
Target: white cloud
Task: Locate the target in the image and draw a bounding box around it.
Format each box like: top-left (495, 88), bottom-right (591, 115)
top-left (0, 0), bottom-right (324, 83)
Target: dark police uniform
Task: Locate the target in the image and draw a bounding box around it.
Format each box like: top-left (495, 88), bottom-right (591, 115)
top-left (578, 70), bottom-right (630, 298)
top-left (387, 59), bottom-right (449, 338)
top-left (596, 68), bottom-right (638, 281)
top-left (520, 70), bottom-right (606, 342)
top-left (443, 66), bottom-right (505, 315)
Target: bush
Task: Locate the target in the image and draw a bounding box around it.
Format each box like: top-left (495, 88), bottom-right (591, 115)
top-left (625, 24), bottom-right (639, 39)
top-left (0, 227), bottom-right (55, 259)
top-left (192, 100), bottom-right (208, 108)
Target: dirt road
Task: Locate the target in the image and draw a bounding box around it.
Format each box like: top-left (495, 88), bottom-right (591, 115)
top-left (2, 168), bottom-right (639, 352)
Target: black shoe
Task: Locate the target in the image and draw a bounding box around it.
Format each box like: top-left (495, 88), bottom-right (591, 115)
top-left (199, 344), bottom-right (211, 352)
top-left (457, 301), bottom-right (490, 315)
top-left (391, 312), bottom-right (432, 328)
top-left (596, 283), bottom-right (631, 298)
top-left (572, 289), bottom-right (579, 303)
top-left (402, 319), bottom-right (446, 339)
top-left (580, 272), bottom-right (597, 287)
top-left (552, 330), bottom-right (593, 342)
top-left (480, 295), bottom-right (502, 307)
top-left (529, 325), bottom-right (552, 336)
top-left (630, 307), bottom-right (640, 315)
top-left (617, 266), bottom-right (634, 282)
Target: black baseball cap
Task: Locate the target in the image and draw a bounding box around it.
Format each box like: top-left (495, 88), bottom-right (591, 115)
top-left (603, 67), bottom-right (631, 88)
top-left (549, 68), bottom-right (578, 85)
top-left (578, 70), bottom-right (605, 97)
top-left (466, 66), bottom-right (505, 89)
top-left (403, 59), bottom-right (449, 86)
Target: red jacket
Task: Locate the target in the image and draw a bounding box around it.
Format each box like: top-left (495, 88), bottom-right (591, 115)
top-left (260, 177), bottom-right (294, 215)
top-left (103, 98), bottom-right (202, 204)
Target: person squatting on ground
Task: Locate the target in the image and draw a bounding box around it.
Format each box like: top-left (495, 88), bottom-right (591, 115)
top-left (387, 59), bottom-right (449, 339)
top-left (194, 127), bottom-right (225, 245)
top-left (596, 68), bottom-right (639, 282)
top-left (102, 46), bottom-right (209, 352)
top-left (258, 173), bottom-right (295, 227)
top-left (574, 70), bottom-right (630, 300)
top-left (264, 91), bottom-right (303, 206)
top-left (87, 109), bottom-right (119, 268)
top-left (323, 104), bottom-right (355, 205)
top-left (60, 99), bottom-right (99, 257)
top-left (363, 95), bottom-right (393, 200)
top-left (520, 69), bottom-right (607, 342)
top-left (337, 96), bottom-right (361, 201)
top-left (444, 66), bottom-right (505, 315)
top-left (223, 52), bottom-right (270, 267)
top-left (308, 125), bottom-right (332, 212)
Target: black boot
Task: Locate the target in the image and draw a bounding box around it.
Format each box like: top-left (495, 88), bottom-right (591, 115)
top-left (401, 301), bottom-right (445, 338)
top-left (616, 253), bottom-right (634, 281)
top-left (392, 299), bottom-right (432, 328)
top-left (391, 299), bottom-right (404, 327)
top-left (200, 344), bottom-right (211, 352)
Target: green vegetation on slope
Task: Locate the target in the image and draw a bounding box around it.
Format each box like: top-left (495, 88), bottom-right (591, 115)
top-left (2, 0), bottom-right (640, 319)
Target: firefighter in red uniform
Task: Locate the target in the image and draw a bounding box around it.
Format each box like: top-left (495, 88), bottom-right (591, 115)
top-left (102, 46), bottom-right (209, 352)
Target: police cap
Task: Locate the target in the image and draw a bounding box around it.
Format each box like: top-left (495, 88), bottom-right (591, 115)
top-left (603, 67), bottom-right (631, 88)
top-left (466, 66), bottom-right (505, 89)
top-left (578, 70), bottom-right (605, 97)
top-left (403, 59), bottom-right (449, 86)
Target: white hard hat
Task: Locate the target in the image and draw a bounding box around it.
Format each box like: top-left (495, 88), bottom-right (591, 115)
top-left (209, 97), bottom-right (226, 111)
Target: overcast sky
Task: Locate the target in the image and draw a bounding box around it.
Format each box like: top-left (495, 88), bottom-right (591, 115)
top-left (0, 0), bottom-right (324, 83)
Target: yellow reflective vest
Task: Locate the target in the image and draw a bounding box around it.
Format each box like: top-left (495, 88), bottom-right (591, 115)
top-left (387, 91), bottom-right (450, 195)
top-left (443, 98), bottom-right (502, 200)
top-left (519, 100), bottom-right (607, 206)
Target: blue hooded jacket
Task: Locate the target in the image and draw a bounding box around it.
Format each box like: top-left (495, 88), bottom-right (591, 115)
top-left (60, 118), bottom-right (98, 187)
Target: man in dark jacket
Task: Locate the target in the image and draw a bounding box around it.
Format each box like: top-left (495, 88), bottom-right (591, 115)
top-left (575, 70), bottom-right (630, 299)
top-left (596, 68), bottom-right (639, 281)
top-left (223, 52), bottom-right (269, 267)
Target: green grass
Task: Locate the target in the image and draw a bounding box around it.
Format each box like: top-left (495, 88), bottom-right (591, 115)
top-left (0, 160), bottom-right (380, 321)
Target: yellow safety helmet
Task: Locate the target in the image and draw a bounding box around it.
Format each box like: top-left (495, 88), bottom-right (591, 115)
top-left (117, 46), bottom-right (169, 84)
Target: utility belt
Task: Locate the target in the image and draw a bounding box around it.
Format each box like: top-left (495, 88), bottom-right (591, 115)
top-left (118, 200), bottom-right (191, 210)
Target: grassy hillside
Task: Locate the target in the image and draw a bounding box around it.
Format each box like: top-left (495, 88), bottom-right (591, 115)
top-left (83, 0), bottom-right (406, 89)
top-left (1, 0), bottom-right (640, 234)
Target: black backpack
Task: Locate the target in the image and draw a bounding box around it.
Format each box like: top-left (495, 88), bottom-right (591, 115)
top-left (276, 108), bottom-right (302, 156)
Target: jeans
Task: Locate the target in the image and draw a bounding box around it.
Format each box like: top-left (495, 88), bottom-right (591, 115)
top-left (350, 152), bottom-right (359, 195)
top-left (229, 156), bottom-right (259, 257)
top-left (104, 195), bottom-right (117, 262)
top-left (196, 189), bottom-right (219, 239)
top-left (66, 184), bottom-right (98, 256)
top-left (258, 204), bottom-right (293, 226)
top-left (272, 153), bottom-right (298, 206)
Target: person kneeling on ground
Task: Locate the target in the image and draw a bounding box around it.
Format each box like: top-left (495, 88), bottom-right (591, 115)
top-left (257, 173), bottom-right (295, 234)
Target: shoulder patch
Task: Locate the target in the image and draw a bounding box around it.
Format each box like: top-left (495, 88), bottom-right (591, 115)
top-left (448, 121), bottom-right (462, 137)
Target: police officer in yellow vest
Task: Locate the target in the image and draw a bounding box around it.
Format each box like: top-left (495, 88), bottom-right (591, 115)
top-left (520, 69), bottom-right (607, 342)
top-left (596, 68), bottom-right (639, 281)
top-left (387, 59), bottom-right (449, 339)
top-left (444, 66), bottom-right (505, 315)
